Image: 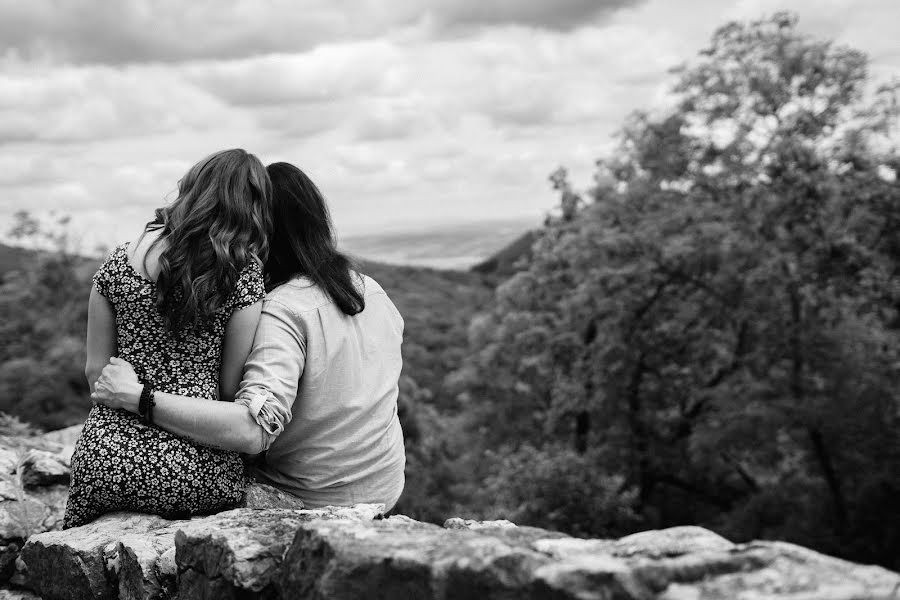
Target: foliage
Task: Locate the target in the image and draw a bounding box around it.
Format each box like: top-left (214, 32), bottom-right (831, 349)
top-left (449, 13), bottom-right (900, 568)
top-left (0, 213), bottom-right (95, 429)
top-left (479, 443), bottom-right (641, 538)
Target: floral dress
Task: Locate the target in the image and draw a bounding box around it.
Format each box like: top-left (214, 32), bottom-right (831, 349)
top-left (64, 243), bottom-right (264, 528)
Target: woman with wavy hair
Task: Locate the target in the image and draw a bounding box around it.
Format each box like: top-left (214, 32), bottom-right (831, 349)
top-left (93, 161), bottom-right (407, 511)
top-left (64, 148), bottom-right (273, 528)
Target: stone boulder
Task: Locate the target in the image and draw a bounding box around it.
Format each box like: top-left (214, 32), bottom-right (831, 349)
top-left (0, 423), bottom-right (306, 592)
top-left (2, 425), bottom-right (899, 599)
top-left (0, 425), bottom-right (81, 587)
top-left (20, 504), bottom-right (384, 600)
top-left (20, 511), bottom-right (897, 600)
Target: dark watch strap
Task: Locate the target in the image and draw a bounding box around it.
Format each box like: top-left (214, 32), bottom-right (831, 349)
top-left (138, 384), bottom-right (155, 423)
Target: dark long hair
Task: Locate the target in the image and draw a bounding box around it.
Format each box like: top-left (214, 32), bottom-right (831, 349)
top-left (265, 162), bottom-right (364, 316)
top-left (147, 149), bottom-right (272, 334)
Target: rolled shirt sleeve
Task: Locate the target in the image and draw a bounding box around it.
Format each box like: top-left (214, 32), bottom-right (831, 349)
top-left (235, 297), bottom-right (305, 452)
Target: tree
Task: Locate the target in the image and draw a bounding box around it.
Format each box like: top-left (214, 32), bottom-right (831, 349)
top-left (0, 212), bottom-right (94, 429)
top-left (452, 13), bottom-right (900, 568)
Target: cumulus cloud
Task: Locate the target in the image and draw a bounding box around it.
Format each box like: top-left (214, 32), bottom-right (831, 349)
top-left (0, 63), bottom-right (240, 144)
top-left (1, 0), bottom-right (898, 245)
top-left (420, 0), bottom-right (647, 31)
top-left (338, 24), bottom-right (679, 135)
top-left (181, 41), bottom-right (402, 106)
top-left (0, 1), bottom-right (349, 64)
top-left (0, 155), bottom-right (66, 187)
top-left (255, 103), bottom-right (348, 139)
top-left (0, 0), bottom-right (646, 65)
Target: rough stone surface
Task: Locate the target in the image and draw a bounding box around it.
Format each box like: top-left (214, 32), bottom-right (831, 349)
top-left (443, 517), bottom-right (516, 530)
top-left (2, 426), bottom-right (899, 599)
top-left (444, 517), bottom-right (571, 546)
top-left (21, 512), bottom-right (168, 600)
top-left (279, 517), bottom-right (648, 600)
top-left (238, 481), bottom-right (306, 510)
top-left (11, 508), bottom-right (900, 600)
top-left (19, 449), bottom-right (69, 488)
top-left (20, 504), bottom-right (384, 600)
top-left (175, 504), bottom-right (385, 599)
top-left (0, 589), bottom-right (39, 599)
top-left (0, 425), bottom-right (81, 591)
top-left (36, 425), bottom-right (82, 460)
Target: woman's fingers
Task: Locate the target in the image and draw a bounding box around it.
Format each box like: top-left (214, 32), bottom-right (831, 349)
top-left (94, 373), bottom-right (114, 397)
top-left (100, 361), bottom-right (124, 378)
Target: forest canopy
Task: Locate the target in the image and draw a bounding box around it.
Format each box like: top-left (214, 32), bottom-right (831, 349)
top-left (440, 13), bottom-right (900, 569)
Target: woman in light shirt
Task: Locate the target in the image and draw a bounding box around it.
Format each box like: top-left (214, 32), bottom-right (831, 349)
top-left (92, 161), bottom-right (406, 511)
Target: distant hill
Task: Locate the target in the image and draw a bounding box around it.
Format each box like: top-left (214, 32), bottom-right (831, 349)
top-left (339, 218), bottom-right (537, 270)
top-left (0, 243), bottom-right (98, 282)
top-left (470, 229), bottom-right (539, 278)
top-left (0, 243), bottom-right (39, 278)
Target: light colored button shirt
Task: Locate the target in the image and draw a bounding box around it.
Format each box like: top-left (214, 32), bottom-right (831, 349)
top-left (235, 273), bottom-right (406, 510)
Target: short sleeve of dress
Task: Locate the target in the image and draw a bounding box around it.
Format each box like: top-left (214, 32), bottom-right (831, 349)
top-left (228, 259), bottom-right (265, 311)
top-left (92, 244), bottom-right (125, 300)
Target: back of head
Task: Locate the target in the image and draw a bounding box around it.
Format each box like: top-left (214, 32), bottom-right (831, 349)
top-left (150, 148), bottom-right (273, 334)
top-left (266, 162), bottom-right (364, 316)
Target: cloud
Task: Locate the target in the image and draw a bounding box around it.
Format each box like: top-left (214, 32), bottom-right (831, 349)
top-left (0, 1), bottom-right (348, 64)
top-left (255, 103), bottom-right (348, 139)
top-left (0, 0), bottom-right (647, 65)
top-left (339, 24), bottom-right (679, 134)
top-left (1, 0), bottom-right (898, 249)
top-left (0, 155), bottom-right (65, 187)
top-left (181, 41), bottom-right (402, 106)
top-left (421, 0), bottom-right (647, 31)
top-left (350, 95), bottom-right (439, 141)
top-left (0, 63), bottom-right (239, 144)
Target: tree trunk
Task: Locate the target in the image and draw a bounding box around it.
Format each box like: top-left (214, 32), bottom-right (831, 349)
top-left (574, 411), bottom-right (590, 454)
top-left (788, 283), bottom-right (848, 537)
top-left (807, 427), bottom-right (849, 536)
top-left (626, 357), bottom-right (652, 508)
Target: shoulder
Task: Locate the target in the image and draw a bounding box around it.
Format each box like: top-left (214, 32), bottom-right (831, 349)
top-left (265, 277), bottom-right (330, 314)
top-left (105, 242), bottom-right (130, 263)
top-left (92, 243), bottom-right (129, 293)
top-left (238, 257), bottom-right (264, 282)
top-left (356, 273), bottom-right (403, 326)
top-left (228, 258), bottom-right (265, 310)
top-left (95, 243), bottom-right (128, 277)
top-left (357, 272), bottom-right (387, 298)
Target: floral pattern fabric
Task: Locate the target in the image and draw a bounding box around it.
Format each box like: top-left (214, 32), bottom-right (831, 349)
top-left (64, 243), bottom-right (264, 528)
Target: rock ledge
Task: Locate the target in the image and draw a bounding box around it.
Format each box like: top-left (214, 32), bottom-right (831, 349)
top-left (1, 428), bottom-right (898, 599)
top-left (11, 513), bottom-right (899, 600)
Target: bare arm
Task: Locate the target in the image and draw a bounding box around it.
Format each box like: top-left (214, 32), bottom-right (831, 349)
top-left (92, 299), bottom-right (304, 454)
top-left (219, 300), bottom-right (263, 401)
top-left (85, 286), bottom-right (117, 392)
top-left (93, 358), bottom-right (266, 453)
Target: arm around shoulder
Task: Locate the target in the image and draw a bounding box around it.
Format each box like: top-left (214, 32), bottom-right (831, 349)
top-left (219, 299), bottom-right (263, 401)
top-left (234, 297), bottom-right (306, 451)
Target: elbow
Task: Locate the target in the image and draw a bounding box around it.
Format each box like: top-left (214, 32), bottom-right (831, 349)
top-left (234, 419), bottom-right (270, 455)
top-left (85, 362), bottom-right (103, 390)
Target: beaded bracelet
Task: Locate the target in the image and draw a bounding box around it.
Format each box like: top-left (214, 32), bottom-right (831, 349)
top-left (138, 384), bottom-right (156, 424)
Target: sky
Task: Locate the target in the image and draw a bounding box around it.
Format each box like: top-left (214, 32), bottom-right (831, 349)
top-left (1, 0), bottom-right (899, 252)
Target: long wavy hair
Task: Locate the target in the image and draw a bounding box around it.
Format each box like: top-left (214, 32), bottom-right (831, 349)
top-left (265, 162), bottom-right (364, 316)
top-left (145, 149), bottom-right (272, 334)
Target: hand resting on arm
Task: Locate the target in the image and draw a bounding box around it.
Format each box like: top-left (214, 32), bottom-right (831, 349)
top-left (92, 357), bottom-right (266, 454)
top-left (91, 298), bottom-right (303, 456)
